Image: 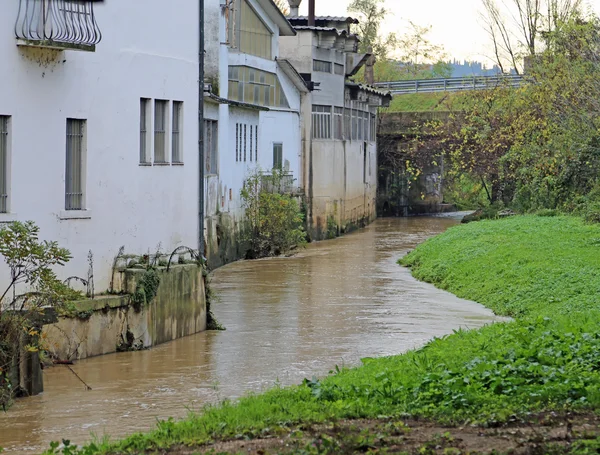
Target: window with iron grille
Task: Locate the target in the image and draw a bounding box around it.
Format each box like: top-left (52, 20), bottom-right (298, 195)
top-left (312, 105), bottom-right (332, 139)
top-left (243, 124), bottom-right (247, 161)
top-left (0, 116), bottom-right (9, 213)
top-left (334, 63), bottom-right (345, 75)
top-left (273, 143), bottom-right (283, 170)
top-left (154, 100), bottom-right (168, 163)
top-left (65, 119), bottom-right (85, 210)
top-left (333, 107), bottom-right (344, 140)
top-left (140, 98), bottom-right (150, 164)
top-left (313, 60), bottom-right (332, 73)
top-left (235, 123), bottom-right (239, 162)
top-left (255, 125), bottom-right (258, 161)
top-left (204, 120), bottom-right (218, 174)
top-left (249, 125), bottom-right (253, 162)
top-left (172, 101), bottom-right (183, 163)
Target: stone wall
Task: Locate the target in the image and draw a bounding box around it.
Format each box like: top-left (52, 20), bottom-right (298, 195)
top-left (43, 264), bottom-right (206, 361)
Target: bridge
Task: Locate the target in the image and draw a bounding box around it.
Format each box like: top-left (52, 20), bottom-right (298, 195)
top-left (373, 74), bottom-right (525, 96)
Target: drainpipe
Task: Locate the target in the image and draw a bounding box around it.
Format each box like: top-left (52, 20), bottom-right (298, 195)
top-left (199, 0), bottom-right (205, 257)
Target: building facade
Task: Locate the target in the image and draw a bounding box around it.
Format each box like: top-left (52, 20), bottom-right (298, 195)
top-left (0, 0), bottom-right (202, 291)
top-left (279, 15), bottom-right (391, 240)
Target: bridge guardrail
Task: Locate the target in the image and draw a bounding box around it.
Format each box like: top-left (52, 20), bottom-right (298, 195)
top-left (373, 75), bottom-right (525, 95)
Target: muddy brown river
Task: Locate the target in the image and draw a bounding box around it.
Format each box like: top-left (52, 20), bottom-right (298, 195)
top-left (0, 217), bottom-right (503, 454)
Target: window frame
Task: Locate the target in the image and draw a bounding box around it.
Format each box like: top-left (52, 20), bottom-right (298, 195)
top-left (272, 142), bottom-right (283, 170)
top-left (0, 116), bottom-right (10, 214)
top-left (312, 105), bottom-right (332, 140)
top-left (172, 101), bottom-right (184, 164)
top-left (139, 98), bottom-right (151, 164)
top-left (313, 60), bottom-right (332, 73)
top-left (153, 99), bottom-right (169, 164)
top-left (65, 118), bottom-right (86, 211)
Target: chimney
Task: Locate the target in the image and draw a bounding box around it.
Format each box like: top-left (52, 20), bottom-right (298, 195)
top-left (308, 0), bottom-right (315, 26)
top-left (365, 47), bottom-right (376, 85)
top-left (288, 0), bottom-right (301, 17)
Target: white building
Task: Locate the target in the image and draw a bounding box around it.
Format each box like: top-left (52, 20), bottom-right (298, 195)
top-left (203, 0), bottom-right (310, 267)
top-left (279, 12), bottom-right (391, 239)
top-left (0, 0), bottom-right (203, 291)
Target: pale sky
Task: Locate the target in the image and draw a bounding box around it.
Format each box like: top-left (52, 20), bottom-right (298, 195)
top-left (297, 0), bottom-right (600, 65)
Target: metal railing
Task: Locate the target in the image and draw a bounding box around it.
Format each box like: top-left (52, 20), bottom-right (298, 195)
top-left (15, 0), bottom-right (102, 49)
top-left (374, 75), bottom-right (525, 95)
top-left (260, 173), bottom-right (297, 195)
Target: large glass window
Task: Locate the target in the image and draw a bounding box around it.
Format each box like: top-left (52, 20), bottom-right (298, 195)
top-left (228, 66), bottom-right (289, 108)
top-left (239, 0), bottom-right (272, 59)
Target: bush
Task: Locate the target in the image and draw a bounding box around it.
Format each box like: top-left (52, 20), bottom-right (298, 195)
top-left (241, 169), bottom-right (306, 259)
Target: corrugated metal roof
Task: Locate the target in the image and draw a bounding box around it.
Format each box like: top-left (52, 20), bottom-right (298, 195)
top-left (292, 26), bottom-right (360, 40)
top-left (287, 16), bottom-right (359, 24)
top-left (346, 81), bottom-right (392, 99)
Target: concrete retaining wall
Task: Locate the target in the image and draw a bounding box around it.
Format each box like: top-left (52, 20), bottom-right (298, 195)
top-left (43, 264), bottom-right (206, 361)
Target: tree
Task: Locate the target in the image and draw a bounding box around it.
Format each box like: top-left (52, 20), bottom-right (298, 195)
top-left (274, 0), bottom-right (289, 15)
top-left (396, 22), bottom-right (451, 79)
top-left (480, 0), bottom-right (583, 73)
top-left (347, 0), bottom-right (396, 59)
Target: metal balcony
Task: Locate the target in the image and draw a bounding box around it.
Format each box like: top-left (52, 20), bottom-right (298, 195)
top-left (15, 0), bottom-right (102, 51)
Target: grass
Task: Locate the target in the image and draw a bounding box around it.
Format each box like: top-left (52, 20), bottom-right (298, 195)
top-left (384, 92), bottom-right (470, 112)
top-left (43, 215), bottom-right (600, 454)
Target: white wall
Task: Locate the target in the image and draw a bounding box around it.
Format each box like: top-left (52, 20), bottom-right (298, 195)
top-left (0, 0), bottom-right (202, 292)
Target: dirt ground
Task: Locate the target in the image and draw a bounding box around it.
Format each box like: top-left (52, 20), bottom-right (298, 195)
top-left (164, 412), bottom-right (600, 454)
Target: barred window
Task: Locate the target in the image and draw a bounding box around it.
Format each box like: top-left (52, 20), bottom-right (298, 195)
top-left (370, 114), bottom-right (376, 142)
top-left (244, 124), bottom-right (247, 161)
top-left (140, 99), bottom-right (150, 164)
top-left (154, 100), bottom-right (168, 163)
top-left (255, 125), bottom-right (258, 161)
top-left (0, 116), bottom-right (9, 213)
top-left (334, 63), bottom-right (344, 75)
top-left (235, 123), bottom-right (239, 162)
top-left (312, 105), bottom-right (332, 139)
top-left (313, 60), bottom-right (332, 73)
top-left (65, 119), bottom-right (85, 210)
top-left (333, 107), bottom-right (344, 140)
top-left (172, 101), bottom-right (183, 163)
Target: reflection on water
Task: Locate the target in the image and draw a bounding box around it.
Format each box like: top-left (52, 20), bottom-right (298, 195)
top-left (0, 217), bottom-right (502, 454)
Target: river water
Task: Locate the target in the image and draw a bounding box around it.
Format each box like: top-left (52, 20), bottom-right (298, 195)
top-left (0, 217), bottom-right (502, 454)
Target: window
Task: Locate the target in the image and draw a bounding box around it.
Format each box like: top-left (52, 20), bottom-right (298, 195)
top-left (273, 143), bottom-right (283, 170)
top-left (334, 63), bottom-right (345, 75)
top-left (255, 125), bottom-right (258, 161)
top-left (333, 107), bottom-right (344, 140)
top-left (344, 108), bottom-right (351, 141)
top-left (249, 125), bottom-right (253, 162)
top-left (154, 99), bottom-right (168, 163)
top-left (204, 120), bottom-right (218, 174)
top-left (65, 119), bottom-right (85, 210)
top-left (351, 108), bottom-right (358, 140)
top-left (313, 60), bottom-right (332, 73)
top-left (172, 101), bottom-right (183, 163)
top-left (0, 116), bottom-right (8, 213)
top-left (228, 66), bottom-right (289, 108)
top-left (312, 105), bottom-right (332, 139)
top-left (370, 114), bottom-right (376, 142)
top-left (140, 98), bottom-right (150, 164)
top-left (243, 124), bottom-right (247, 161)
top-left (235, 123), bottom-right (239, 162)
top-left (239, 0), bottom-right (272, 59)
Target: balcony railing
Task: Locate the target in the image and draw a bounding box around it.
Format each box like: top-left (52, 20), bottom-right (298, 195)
top-left (15, 0), bottom-right (102, 51)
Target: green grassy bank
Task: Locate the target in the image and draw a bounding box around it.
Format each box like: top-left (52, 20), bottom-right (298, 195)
top-left (47, 216), bottom-right (600, 454)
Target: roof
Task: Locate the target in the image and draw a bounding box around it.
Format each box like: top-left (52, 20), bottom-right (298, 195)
top-left (258, 0), bottom-right (296, 36)
top-left (205, 93), bottom-right (270, 111)
top-left (277, 59), bottom-right (311, 93)
top-left (346, 81), bottom-right (392, 100)
top-left (287, 16), bottom-right (359, 24)
top-left (292, 26), bottom-right (360, 40)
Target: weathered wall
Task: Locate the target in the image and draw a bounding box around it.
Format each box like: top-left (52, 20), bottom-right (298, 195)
top-left (43, 264), bottom-right (206, 361)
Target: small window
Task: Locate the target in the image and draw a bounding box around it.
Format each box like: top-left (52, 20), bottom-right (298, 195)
top-left (370, 114), bottom-right (376, 142)
top-left (255, 125), bottom-right (258, 161)
top-left (273, 143), bottom-right (283, 170)
top-left (249, 125), bottom-right (253, 162)
top-left (204, 120), bottom-right (218, 174)
top-left (312, 105), bottom-right (332, 139)
top-left (334, 63), bottom-right (344, 75)
top-left (313, 60), bottom-right (332, 73)
top-left (0, 116), bottom-right (9, 213)
top-left (243, 124), bottom-right (247, 161)
top-left (65, 119), bottom-right (86, 210)
top-left (235, 123), bottom-right (239, 162)
top-left (172, 101), bottom-right (183, 163)
top-left (140, 98), bottom-right (150, 164)
top-left (154, 99), bottom-right (168, 163)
